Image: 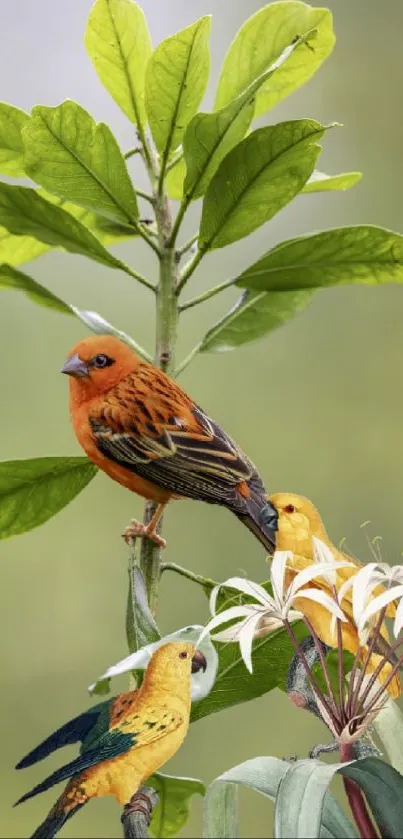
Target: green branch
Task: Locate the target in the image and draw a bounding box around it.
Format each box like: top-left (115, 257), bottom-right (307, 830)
top-left (176, 248), bottom-right (204, 293)
top-left (160, 561), bottom-right (216, 590)
top-left (120, 262), bottom-right (156, 292)
top-left (180, 277), bottom-right (236, 311)
top-left (174, 343), bottom-right (202, 376)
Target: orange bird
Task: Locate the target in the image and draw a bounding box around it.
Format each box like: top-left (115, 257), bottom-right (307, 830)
top-left (61, 335), bottom-right (276, 550)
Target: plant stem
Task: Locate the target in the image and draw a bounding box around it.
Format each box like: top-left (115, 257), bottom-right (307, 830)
top-left (177, 232), bottom-right (199, 258)
top-left (180, 277), bottom-right (236, 311)
top-left (136, 189), bottom-right (155, 205)
top-left (160, 561), bottom-right (216, 590)
top-left (174, 342), bottom-right (202, 377)
top-left (139, 182), bottom-right (179, 616)
top-left (120, 262), bottom-right (156, 292)
top-left (340, 743), bottom-right (378, 839)
top-left (176, 249), bottom-right (204, 293)
top-left (302, 617), bottom-right (338, 715)
top-left (284, 620), bottom-right (340, 729)
top-left (125, 147), bottom-right (142, 160)
top-left (132, 220), bottom-right (161, 255)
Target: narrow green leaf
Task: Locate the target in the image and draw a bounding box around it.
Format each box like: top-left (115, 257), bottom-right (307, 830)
top-left (214, 2), bottom-right (335, 116)
top-left (165, 157), bottom-right (186, 200)
top-left (0, 102), bottom-right (29, 177)
top-left (200, 288), bottom-right (313, 352)
top-left (275, 759), bottom-right (356, 839)
top-left (184, 34), bottom-right (312, 202)
top-left (236, 226), bottom-right (403, 292)
top-left (340, 757), bottom-right (403, 839)
top-left (303, 170), bottom-right (362, 193)
top-left (0, 457), bottom-right (98, 539)
top-left (85, 0), bottom-right (152, 128)
top-left (23, 101), bottom-right (138, 224)
top-left (0, 183), bottom-right (128, 270)
top-left (203, 757), bottom-right (356, 839)
top-left (0, 263), bottom-right (72, 314)
top-left (146, 17), bottom-right (211, 164)
top-left (149, 773), bottom-right (205, 839)
top-left (191, 620), bottom-right (308, 723)
top-left (199, 120), bottom-right (325, 250)
top-left (126, 566), bottom-right (160, 654)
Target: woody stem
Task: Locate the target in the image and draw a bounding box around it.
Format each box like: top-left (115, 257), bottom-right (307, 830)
top-left (138, 150), bottom-right (180, 616)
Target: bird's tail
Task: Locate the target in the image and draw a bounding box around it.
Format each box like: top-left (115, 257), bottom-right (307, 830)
top-left (234, 477), bottom-right (278, 554)
top-left (31, 797), bottom-right (86, 839)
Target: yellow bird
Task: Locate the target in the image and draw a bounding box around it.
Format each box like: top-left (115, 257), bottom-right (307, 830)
top-left (15, 642), bottom-right (207, 838)
top-left (264, 492), bottom-right (401, 698)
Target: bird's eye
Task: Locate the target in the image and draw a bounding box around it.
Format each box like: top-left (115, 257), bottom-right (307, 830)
top-left (284, 504), bottom-right (296, 514)
top-left (91, 353), bottom-right (114, 369)
top-left (179, 650), bottom-right (188, 659)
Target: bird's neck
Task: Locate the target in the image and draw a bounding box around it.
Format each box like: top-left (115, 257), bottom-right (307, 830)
top-left (139, 670), bottom-right (192, 712)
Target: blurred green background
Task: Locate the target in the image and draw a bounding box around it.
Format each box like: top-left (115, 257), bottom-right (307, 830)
top-left (1, 0), bottom-right (403, 836)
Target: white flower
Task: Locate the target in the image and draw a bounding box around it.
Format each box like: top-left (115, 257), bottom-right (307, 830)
top-left (199, 546), bottom-right (351, 674)
top-left (348, 563), bottom-right (403, 642)
top-left (88, 625), bottom-right (218, 702)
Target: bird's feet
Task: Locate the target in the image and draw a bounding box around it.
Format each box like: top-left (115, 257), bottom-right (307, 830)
top-left (122, 519), bottom-right (167, 549)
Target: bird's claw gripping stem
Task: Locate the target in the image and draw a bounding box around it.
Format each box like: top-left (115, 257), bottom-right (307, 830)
top-left (122, 519), bottom-right (167, 549)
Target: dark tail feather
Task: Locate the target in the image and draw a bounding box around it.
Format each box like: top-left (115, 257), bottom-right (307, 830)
top-left (31, 800), bottom-right (85, 839)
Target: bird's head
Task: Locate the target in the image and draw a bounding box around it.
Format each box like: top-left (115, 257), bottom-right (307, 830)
top-left (145, 641), bottom-right (207, 692)
top-left (266, 492), bottom-right (329, 555)
top-left (61, 335), bottom-right (140, 405)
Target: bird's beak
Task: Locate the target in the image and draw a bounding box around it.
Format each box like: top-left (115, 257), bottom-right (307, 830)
top-left (61, 353), bottom-right (89, 378)
top-left (259, 500), bottom-right (279, 548)
top-left (191, 650), bottom-right (207, 674)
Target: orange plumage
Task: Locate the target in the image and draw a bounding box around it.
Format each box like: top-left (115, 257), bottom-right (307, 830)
top-left (62, 335), bottom-right (276, 550)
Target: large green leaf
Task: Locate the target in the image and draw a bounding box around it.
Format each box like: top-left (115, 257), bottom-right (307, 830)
top-left (85, 0), bottom-right (152, 128)
top-left (0, 227), bottom-right (48, 267)
top-left (200, 288), bottom-right (313, 352)
top-left (146, 17), bottom-right (211, 166)
top-left (0, 102), bottom-right (29, 177)
top-left (372, 697), bottom-right (403, 775)
top-left (214, 1), bottom-right (335, 116)
top-left (0, 183), bottom-right (128, 270)
top-left (199, 120), bottom-right (325, 251)
top-left (237, 226), bottom-right (403, 292)
top-left (23, 101), bottom-right (138, 224)
top-left (149, 773), bottom-right (205, 839)
top-left (191, 620), bottom-right (307, 723)
top-left (183, 35), bottom-right (312, 202)
top-left (340, 757), bottom-right (403, 839)
top-left (0, 263), bottom-right (72, 314)
top-left (302, 169), bottom-right (362, 193)
top-left (203, 757), bottom-right (357, 839)
top-left (165, 157), bottom-right (186, 200)
top-left (0, 457), bottom-right (97, 540)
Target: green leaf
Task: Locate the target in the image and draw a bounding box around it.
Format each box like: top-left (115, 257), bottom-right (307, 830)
top-left (0, 102), bottom-right (29, 177)
top-left (0, 183), bottom-right (128, 270)
top-left (372, 697), bottom-right (403, 775)
top-left (236, 226), bottom-right (403, 292)
top-left (340, 757), bottom-right (403, 839)
top-left (200, 288), bottom-right (313, 352)
top-left (0, 227), bottom-right (49, 267)
top-left (146, 17), bottom-right (211, 170)
top-left (184, 34), bottom-right (312, 202)
top-left (149, 773), bottom-right (205, 839)
top-left (0, 263), bottom-right (72, 314)
top-left (85, 0), bottom-right (152, 128)
top-left (303, 170), bottom-right (362, 193)
top-left (214, 1), bottom-right (335, 116)
top-left (23, 101), bottom-right (138, 225)
top-left (275, 759), bottom-right (357, 838)
top-left (203, 757), bottom-right (357, 839)
top-left (191, 619), bottom-right (307, 723)
top-left (0, 457), bottom-right (97, 539)
top-left (165, 157), bottom-right (186, 200)
top-left (126, 566), bottom-right (160, 654)
top-left (199, 120), bottom-right (325, 251)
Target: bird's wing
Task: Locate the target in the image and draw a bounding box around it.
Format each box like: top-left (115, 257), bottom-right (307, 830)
top-left (16, 700), bottom-right (112, 770)
top-left (15, 707), bottom-right (184, 807)
top-left (90, 365), bottom-right (256, 504)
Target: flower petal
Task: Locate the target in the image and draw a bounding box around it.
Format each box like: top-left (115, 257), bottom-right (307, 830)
top-left (358, 585), bottom-right (403, 634)
top-left (312, 536), bottom-right (338, 583)
top-left (289, 561), bottom-right (354, 597)
top-left (352, 563), bottom-right (384, 627)
top-left (293, 588), bottom-right (348, 621)
top-left (213, 576), bottom-right (273, 609)
top-left (239, 611), bottom-right (267, 673)
top-left (198, 605), bottom-right (260, 644)
top-left (271, 551), bottom-right (292, 605)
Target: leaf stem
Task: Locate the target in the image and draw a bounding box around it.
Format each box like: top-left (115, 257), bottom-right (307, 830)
top-left (180, 277), bottom-right (236, 311)
top-left (174, 342), bottom-right (202, 377)
top-left (284, 619), bottom-right (340, 729)
top-left (302, 617), bottom-right (338, 715)
top-left (125, 147), bottom-right (142, 160)
top-left (340, 743), bottom-right (378, 839)
top-left (160, 561), bottom-right (216, 590)
top-left (177, 232), bottom-right (198, 258)
top-left (132, 219), bottom-right (161, 255)
top-left (136, 189), bottom-right (155, 205)
top-left (120, 262), bottom-right (156, 292)
top-left (176, 248), bottom-right (204, 293)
